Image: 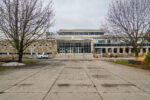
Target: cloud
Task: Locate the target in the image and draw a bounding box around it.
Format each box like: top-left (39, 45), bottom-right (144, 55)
top-left (49, 0), bottom-right (112, 31)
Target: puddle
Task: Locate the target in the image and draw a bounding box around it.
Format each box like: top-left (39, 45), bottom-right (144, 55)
top-left (101, 83), bottom-right (136, 87)
top-left (92, 75), bottom-right (110, 78)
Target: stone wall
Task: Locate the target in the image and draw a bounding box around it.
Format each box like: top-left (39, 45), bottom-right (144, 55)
top-left (0, 40), bottom-right (57, 58)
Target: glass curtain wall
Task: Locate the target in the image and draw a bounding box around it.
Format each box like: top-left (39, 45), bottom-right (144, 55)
top-left (57, 41), bottom-right (91, 53)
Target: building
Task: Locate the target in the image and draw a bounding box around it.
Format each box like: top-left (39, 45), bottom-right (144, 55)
top-left (0, 29), bottom-right (150, 57)
top-left (54, 29), bottom-right (150, 56)
top-left (55, 29), bottom-right (104, 53)
top-left (0, 40), bottom-right (57, 58)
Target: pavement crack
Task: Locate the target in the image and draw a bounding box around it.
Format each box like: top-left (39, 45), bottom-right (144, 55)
top-left (84, 63), bottom-right (104, 100)
top-left (42, 67), bottom-right (65, 100)
top-left (3, 67), bottom-right (48, 92)
top-left (103, 68), bottom-right (149, 94)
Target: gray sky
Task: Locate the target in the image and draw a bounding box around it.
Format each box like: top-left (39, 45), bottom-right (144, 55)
top-left (49, 0), bottom-right (112, 31)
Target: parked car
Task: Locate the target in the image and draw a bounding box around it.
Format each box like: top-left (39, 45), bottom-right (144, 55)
top-left (36, 52), bottom-right (49, 59)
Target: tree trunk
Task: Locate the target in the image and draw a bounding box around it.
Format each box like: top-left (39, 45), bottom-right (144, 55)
top-left (18, 51), bottom-right (23, 63)
top-left (134, 47), bottom-right (139, 57)
top-left (18, 45), bottom-right (23, 63)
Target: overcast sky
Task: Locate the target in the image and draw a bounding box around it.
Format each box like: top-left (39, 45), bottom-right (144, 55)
top-left (48, 0), bottom-right (112, 31)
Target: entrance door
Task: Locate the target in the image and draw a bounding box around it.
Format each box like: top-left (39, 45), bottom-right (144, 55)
top-left (95, 48), bottom-right (101, 54)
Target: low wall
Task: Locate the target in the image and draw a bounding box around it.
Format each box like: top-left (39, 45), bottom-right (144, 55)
top-left (55, 53), bottom-right (93, 59)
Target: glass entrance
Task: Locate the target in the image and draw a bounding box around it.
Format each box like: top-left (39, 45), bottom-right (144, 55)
top-left (57, 40), bottom-right (91, 53)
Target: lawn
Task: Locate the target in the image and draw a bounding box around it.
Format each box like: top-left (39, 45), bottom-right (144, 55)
top-left (111, 60), bottom-right (150, 70)
top-left (0, 60), bottom-right (40, 71)
top-left (0, 66), bottom-right (15, 71)
top-left (22, 60), bottom-right (40, 65)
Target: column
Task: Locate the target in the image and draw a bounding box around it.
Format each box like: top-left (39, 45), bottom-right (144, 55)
top-left (117, 48), bottom-right (120, 55)
top-left (112, 48), bottom-right (114, 55)
top-left (106, 48), bottom-right (108, 54)
top-left (123, 47), bottom-right (126, 56)
top-left (129, 48), bottom-right (131, 55)
top-left (146, 48), bottom-right (149, 54)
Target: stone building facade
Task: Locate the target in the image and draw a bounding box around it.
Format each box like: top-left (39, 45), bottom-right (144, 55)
top-left (0, 40), bottom-right (57, 58)
top-left (1, 29), bottom-right (150, 58)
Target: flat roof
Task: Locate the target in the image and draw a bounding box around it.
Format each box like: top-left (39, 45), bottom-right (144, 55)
top-left (58, 29), bottom-right (104, 33)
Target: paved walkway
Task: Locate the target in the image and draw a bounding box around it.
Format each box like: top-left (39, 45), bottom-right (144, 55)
top-left (0, 60), bottom-right (150, 100)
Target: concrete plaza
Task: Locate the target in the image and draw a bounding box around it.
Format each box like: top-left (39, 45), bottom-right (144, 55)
top-left (0, 60), bottom-right (150, 100)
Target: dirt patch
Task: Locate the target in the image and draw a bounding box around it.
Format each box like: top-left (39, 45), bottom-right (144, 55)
top-left (49, 62), bottom-right (65, 67)
top-left (92, 75), bottom-right (110, 78)
top-left (57, 83), bottom-right (92, 87)
top-left (87, 67), bottom-right (103, 69)
top-left (101, 83), bottom-right (136, 87)
top-left (19, 84), bottom-right (33, 86)
top-left (57, 83), bottom-right (70, 87)
top-left (73, 84), bottom-right (92, 87)
top-left (0, 92), bottom-right (5, 94)
top-left (14, 62), bottom-right (49, 69)
top-left (66, 67), bottom-right (82, 69)
top-left (13, 83), bottom-right (33, 86)
top-left (21, 61), bottom-right (64, 69)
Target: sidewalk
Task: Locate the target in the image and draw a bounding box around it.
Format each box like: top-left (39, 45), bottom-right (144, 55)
top-left (0, 60), bottom-right (150, 100)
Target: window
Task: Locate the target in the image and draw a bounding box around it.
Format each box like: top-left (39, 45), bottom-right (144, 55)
top-left (47, 52), bottom-right (52, 54)
top-left (125, 48), bottom-right (129, 53)
top-left (114, 48), bottom-right (117, 53)
top-left (57, 41), bottom-right (91, 53)
top-left (102, 48), bottom-right (106, 53)
top-left (120, 48), bottom-right (123, 53)
top-left (0, 52), bottom-right (7, 55)
top-left (108, 48), bottom-right (112, 53)
top-left (143, 48), bottom-right (146, 53)
top-left (131, 48), bottom-right (134, 53)
top-left (107, 40), bottom-right (111, 44)
top-left (23, 53), bottom-right (31, 55)
top-left (99, 40), bottom-right (105, 44)
top-left (138, 48), bottom-right (140, 53)
top-left (89, 32), bottom-right (104, 35)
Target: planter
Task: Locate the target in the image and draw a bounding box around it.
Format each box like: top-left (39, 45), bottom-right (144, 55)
top-left (93, 54), bottom-right (99, 58)
top-left (128, 60), bottom-right (141, 65)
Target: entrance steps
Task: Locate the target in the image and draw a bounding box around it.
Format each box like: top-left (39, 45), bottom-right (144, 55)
top-left (54, 53), bottom-right (93, 59)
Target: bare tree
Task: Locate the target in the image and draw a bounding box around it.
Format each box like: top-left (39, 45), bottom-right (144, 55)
top-left (107, 0), bottom-right (150, 57)
top-left (0, 0), bottom-right (54, 62)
